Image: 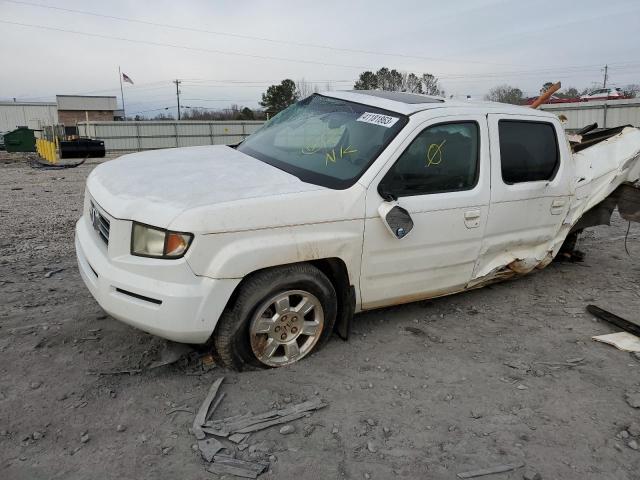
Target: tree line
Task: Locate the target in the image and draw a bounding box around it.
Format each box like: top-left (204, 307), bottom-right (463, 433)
top-left (135, 70), bottom-right (640, 119)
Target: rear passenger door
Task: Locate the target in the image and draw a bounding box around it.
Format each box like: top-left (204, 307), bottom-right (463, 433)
top-left (475, 114), bottom-right (572, 281)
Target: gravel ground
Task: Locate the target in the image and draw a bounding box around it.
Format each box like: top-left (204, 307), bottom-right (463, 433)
top-left (1, 151), bottom-right (639, 480)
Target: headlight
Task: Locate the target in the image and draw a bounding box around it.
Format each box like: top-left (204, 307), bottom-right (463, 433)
top-left (131, 222), bottom-right (193, 259)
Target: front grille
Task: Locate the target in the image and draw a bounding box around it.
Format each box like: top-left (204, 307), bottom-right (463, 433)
top-left (89, 202), bottom-right (110, 245)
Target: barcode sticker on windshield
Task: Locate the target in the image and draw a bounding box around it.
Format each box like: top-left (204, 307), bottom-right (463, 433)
top-left (356, 112), bottom-right (399, 128)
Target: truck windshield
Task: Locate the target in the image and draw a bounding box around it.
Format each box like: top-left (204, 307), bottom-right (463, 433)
top-left (237, 94), bottom-right (408, 189)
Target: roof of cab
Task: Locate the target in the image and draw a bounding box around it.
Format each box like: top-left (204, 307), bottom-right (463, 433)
top-left (320, 90), bottom-right (557, 119)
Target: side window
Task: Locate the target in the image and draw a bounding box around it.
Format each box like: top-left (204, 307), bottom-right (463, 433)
top-left (499, 120), bottom-right (559, 184)
top-left (379, 121), bottom-right (479, 197)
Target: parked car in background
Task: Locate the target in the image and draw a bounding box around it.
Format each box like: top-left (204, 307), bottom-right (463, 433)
top-left (580, 87), bottom-right (625, 101)
top-left (75, 91), bottom-right (640, 370)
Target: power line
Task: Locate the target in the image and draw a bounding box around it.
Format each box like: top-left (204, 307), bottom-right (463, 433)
top-left (0, 20), bottom-right (374, 70)
top-left (4, 20), bottom-right (639, 87)
top-left (4, 0), bottom-right (540, 68)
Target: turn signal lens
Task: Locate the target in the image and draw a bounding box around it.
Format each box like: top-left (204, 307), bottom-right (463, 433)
top-left (165, 232), bottom-right (190, 256)
top-left (131, 222), bottom-right (193, 259)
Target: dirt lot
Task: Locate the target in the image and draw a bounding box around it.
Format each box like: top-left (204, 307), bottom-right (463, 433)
top-left (1, 152), bottom-right (639, 480)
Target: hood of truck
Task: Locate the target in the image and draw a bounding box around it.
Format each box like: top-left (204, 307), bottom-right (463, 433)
top-left (87, 145), bottom-right (364, 233)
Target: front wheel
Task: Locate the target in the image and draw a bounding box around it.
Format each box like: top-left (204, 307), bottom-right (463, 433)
top-left (213, 264), bottom-right (337, 370)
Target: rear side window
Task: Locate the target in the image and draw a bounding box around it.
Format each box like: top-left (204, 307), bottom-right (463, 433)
top-left (498, 120), bottom-right (559, 184)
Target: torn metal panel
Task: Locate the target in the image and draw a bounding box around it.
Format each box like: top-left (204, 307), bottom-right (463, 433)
top-left (469, 127), bottom-right (640, 288)
top-left (204, 398), bottom-right (327, 437)
top-left (197, 437), bottom-right (224, 462)
top-left (192, 377), bottom-right (224, 440)
top-left (206, 456), bottom-right (269, 479)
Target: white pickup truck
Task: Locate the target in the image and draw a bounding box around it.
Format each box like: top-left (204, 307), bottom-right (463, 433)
top-left (75, 90), bottom-right (640, 370)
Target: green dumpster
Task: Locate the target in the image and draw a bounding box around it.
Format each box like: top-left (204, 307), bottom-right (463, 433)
top-left (4, 127), bottom-right (36, 153)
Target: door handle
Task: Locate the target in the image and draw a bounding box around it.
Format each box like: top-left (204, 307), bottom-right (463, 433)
top-left (550, 199), bottom-right (566, 215)
top-left (464, 209), bottom-right (481, 228)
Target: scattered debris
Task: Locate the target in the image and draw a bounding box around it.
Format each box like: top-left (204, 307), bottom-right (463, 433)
top-left (204, 398), bottom-right (327, 436)
top-left (198, 437), bottom-right (224, 462)
top-left (593, 332), bottom-right (640, 352)
top-left (206, 456), bottom-right (269, 479)
top-left (625, 392), bottom-right (640, 409)
top-left (228, 433), bottom-right (249, 444)
top-left (628, 422), bottom-right (640, 437)
top-left (587, 305), bottom-right (640, 337)
top-left (534, 357), bottom-right (585, 368)
top-left (44, 268), bottom-right (64, 278)
top-left (147, 341), bottom-right (195, 370)
top-left (166, 406), bottom-right (194, 415)
top-left (404, 326), bottom-right (425, 336)
top-left (457, 462), bottom-right (525, 479)
top-left (279, 425), bottom-right (295, 435)
top-left (193, 377), bottom-right (224, 440)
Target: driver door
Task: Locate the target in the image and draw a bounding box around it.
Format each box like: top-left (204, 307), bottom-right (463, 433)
top-left (359, 115), bottom-right (490, 309)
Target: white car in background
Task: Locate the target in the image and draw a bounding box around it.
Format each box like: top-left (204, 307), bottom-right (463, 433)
top-left (75, 90), bottom-right (640, 370)
top-left (580, 87), bottom-right (625, 101)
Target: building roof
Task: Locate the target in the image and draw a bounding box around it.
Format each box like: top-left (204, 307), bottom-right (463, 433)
top-left (322, 90), bottom-right (556, 118)
top-left (0, 101), bottom-right (57, 106)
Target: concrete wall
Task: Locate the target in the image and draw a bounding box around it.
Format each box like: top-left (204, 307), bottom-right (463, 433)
top-left (539, 98), bottom-right (640, 129)
top-left (0, 102), bottom-right (58, 132)
top-left (77, 120), bottom-right (264, 152)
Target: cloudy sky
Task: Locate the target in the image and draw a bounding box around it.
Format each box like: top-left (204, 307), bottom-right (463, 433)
top-left (1, 0), bottom-right (639, 117)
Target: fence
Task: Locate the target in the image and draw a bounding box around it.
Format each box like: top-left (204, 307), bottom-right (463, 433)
top-left (77, 120), bottom-right (264, 152)
top-left (539, 98), bottom-right (640, 130)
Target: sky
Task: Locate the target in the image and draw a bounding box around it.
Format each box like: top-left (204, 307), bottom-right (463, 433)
top-left (1, 0), bottom-right (639, 118)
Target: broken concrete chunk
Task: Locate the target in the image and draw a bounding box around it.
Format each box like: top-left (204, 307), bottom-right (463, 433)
top-left (198, 437), bottom-right (224, 462)
top-left (228, 433), bottom-right (249, 444)
top-left (625, 392), bottom-right (640, 409)
top-left (206, 456), bottom-right (268, 479)
top-left (627, 422), bottom-right (640, 437)
top-left (279, 425), bottom-right (295, 435)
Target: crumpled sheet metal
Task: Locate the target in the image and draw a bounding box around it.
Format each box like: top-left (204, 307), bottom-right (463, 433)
top-left (468, 127), bottom-right (640, 288)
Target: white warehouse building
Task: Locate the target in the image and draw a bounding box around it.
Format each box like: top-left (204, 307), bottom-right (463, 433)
top-left (0, 101), bottom-right (58, 132)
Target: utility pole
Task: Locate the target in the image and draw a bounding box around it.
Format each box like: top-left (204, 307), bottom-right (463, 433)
top-left (602, 65), bottom-right (608, 88)
top-left (173, 79), bottom-right (182, 120)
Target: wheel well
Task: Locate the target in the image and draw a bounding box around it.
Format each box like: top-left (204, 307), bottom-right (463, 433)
top-left (308, 258), bottom-right (354, 340)
top-left (217, 258), bottom-right (354, 342)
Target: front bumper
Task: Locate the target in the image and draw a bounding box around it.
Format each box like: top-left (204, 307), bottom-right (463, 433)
top-left (75, 214), bottom-right (240, 344)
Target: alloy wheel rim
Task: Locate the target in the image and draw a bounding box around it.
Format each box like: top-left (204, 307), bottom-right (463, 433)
top-left (249, 289), bottom-right (324, 367)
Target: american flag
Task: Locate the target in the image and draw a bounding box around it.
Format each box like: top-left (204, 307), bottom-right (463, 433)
top-left (122, 73), bottom-right (134, 85)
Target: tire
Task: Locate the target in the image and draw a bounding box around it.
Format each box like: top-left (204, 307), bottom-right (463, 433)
top-left (213, 263), bottom-right (337, 370)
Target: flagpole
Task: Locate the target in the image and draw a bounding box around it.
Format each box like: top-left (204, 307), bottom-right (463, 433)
top-left (118, 65), bottom-right (126, 119)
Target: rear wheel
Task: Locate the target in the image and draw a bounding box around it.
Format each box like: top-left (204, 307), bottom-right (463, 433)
top-left (213, 264), bottom-right (337, 370)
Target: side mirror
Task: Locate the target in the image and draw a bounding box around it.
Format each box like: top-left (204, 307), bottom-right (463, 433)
top-left (378, 201), bottom-right (414, 240)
